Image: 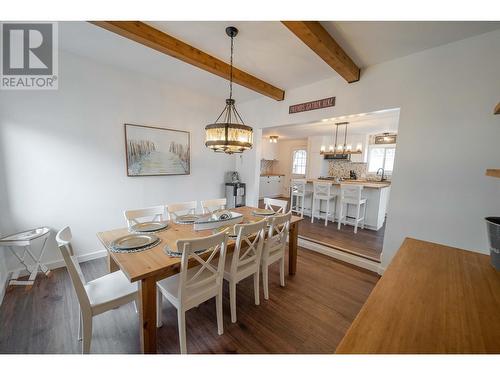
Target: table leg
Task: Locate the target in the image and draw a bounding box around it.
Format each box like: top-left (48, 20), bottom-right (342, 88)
top-left (107, 252), bottom-right (119, 273)
top-left (139, 277), bottom-right (157, 354)
top-left (288, 221), bottom-right (299, 275)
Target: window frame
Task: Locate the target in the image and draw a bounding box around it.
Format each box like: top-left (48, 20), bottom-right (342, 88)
top-left (291, 148), bottom-right (307, 176)
top-left (367, 144), bottom-right (396, 175)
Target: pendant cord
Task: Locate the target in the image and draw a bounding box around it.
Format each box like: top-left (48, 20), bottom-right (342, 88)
top-left (229, 34), bottom-right (234, 100)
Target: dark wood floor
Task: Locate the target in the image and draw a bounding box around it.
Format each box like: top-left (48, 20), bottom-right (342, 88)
top-left (0, 248), bottom-right (379, 354)
top-left (259, 198), bottom-right (385, 262)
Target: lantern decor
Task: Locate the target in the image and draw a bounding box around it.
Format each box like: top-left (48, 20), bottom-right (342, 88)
top-left (205, 26), bottom-right (253, 154)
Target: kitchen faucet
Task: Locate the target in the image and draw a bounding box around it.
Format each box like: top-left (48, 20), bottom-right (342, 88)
top-left (376, 168), bottom-right (386, 181)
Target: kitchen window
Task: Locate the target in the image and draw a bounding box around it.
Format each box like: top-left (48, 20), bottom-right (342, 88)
top-left (368, 146), bottom-right (396, 173)
top-left (292, 149), bottom-right (307, 175)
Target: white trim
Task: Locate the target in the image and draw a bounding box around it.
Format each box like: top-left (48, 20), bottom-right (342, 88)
top-left (298, 237), bottom-right (381, 273)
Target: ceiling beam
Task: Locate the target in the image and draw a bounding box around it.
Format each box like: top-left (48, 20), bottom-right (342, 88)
top-left (282, 21), bottom-right (360, 83)
top-left (495, 102), bottom-right (500, 115)
top-left (90, 21), bottom-right (285, 101)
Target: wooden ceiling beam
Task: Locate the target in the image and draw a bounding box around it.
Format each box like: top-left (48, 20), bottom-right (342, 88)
top-left (90, 21), bottom-right (285, 101)
top-left (282, 21), bottom-right (360, 83)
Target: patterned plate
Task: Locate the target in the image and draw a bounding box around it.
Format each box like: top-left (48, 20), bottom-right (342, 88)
top-left (111, 234), bottom-right (159, 250)
top-left (130, 221), bottom-right (169, 233)
top-left (252, 209), bottom-right (275, 216)
top-left (175, 214), bottom-right (200, 224)
top-left (163, 245), bottom-right (209, 257)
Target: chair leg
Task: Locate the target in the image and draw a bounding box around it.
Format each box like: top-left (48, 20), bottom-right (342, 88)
top-left (338, 202), bottom-right (343, 230)
top-left (78, 308), bottom-right (82, 341)
top-left (133, 300), bottom-right (138, 314)
top-left (311, 198), bottom-right (315, 223)
top-left (354, 204), bottom-right (361, 234)
top-left (300, 196), bottom-right (304, 218)
top-left (325, 200), bottom-right (330, 227)
top-left (216, 291), bottom-right (224, 335)
top-left (279, 257), bottom-right (285, 287)
top-left (178, 309), bottom-right (187, 354)
top-left (253, 272), bottom-right (260, 305)
top-left (262, 263), bottom-right (269, 300)
top-left (81, 314), bottom-right (92, 354)
top-left (361, 203), bottom-right (366, 229)
top-left (229, 281), bottom-right (237, 323)
top-left (156, 289), bottom-right (163, 328)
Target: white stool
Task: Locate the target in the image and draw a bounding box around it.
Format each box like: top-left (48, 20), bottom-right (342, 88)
top-left (337, 184), bottom-right (367, 234)
top-left (311, 182), bottom-right (337, 226)
top-left (290, 179), bottom-right (311, 218)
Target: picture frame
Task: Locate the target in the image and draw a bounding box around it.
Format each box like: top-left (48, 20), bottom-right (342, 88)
top-left (124, 123), bottom-right (190, 177)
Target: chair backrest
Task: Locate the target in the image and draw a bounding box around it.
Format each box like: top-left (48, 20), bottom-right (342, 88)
top-left (313, 181), bottom-right (333, 197)
top-left (56, 226), bottom-right (91, 311)
top-left (264, 211), bottom-right (292, 255)
top-left (230, 219), bottom-right (267, 275)
top-left (291, 179), bottom-right (307, 196)
top-left (167, 201), bottom-right (197, 221)
top-left (340, 184), bottom-right (363, 202)
top-left (201, 198), bottom-right (227, 214)
top-left (264, 198), bottom-right (288, 214)
top-left (124, 205), bottom-right (167, 228)
top-left (176, 230), bottom-right (228, 303)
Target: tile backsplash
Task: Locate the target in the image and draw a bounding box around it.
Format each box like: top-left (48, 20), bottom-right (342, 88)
top-left (260, 159), bottom-right (275, 175)
top-left (328, 160), bottom-right (368, 179)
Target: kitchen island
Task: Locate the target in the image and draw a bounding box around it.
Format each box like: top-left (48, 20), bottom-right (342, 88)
top-left (295, 179), bottom-right (390, 230)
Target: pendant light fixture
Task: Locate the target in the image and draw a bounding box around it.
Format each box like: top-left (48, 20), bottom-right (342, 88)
top-left (320, 122), bottom-right (362, 155)
top-left (205, 27), bottom-right (253, 154)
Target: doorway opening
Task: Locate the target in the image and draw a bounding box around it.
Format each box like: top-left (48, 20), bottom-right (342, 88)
top-left (259, 108), bottom-right (400, 264)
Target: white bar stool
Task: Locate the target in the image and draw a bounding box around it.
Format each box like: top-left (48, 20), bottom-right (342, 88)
top-left (290, 179), bottom-right (311, 218)
top-left (311, 181), bottom-right (337, 226)
top-left (337, 184), bottom-right (367, 234)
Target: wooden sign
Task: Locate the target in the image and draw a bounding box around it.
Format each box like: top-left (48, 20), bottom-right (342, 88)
top-left (289, 96), bottom-right (335, 114)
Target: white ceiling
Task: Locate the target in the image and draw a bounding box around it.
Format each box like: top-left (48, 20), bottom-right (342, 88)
top-left (59, 21), bottom-right (500, 103)
top-left (262, 108), bottom-right (400, 140)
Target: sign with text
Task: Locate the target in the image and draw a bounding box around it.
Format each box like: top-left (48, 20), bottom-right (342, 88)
top-left (289, 96), bottom-right (335, 114)
top-left (1, 22), bottom-right (58, 90)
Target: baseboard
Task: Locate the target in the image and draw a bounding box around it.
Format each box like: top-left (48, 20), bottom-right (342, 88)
top-left (298, 237), bottom-right (381, 273)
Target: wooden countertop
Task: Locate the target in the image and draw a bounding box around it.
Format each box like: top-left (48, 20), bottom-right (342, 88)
top-left (306, 179), bottom-right (391, 189)
top-left (260, 174), bottom-right (285, 177)
top-left (335, 238), bottom-right (500, 354)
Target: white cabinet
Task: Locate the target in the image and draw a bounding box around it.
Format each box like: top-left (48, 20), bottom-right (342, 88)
top-left (259, 175), bottom-right (283, 198)
top-left (261, 140), bottom-right (278, 160)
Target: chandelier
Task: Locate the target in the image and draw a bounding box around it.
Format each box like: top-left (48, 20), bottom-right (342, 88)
top-left (320, 122), bottom-right (362, 155)
top-left (205, 26), bottom-right (253, 154)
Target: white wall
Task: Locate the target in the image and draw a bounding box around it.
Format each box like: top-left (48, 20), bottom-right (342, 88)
top-left (274, 139), bottom-right (308, 196)
top-left (0, 50), bottom-right (235, 271)
top-left (239, 30), bottom-right (500, 270)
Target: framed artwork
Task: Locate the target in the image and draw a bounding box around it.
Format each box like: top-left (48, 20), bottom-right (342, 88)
top-left (124, 123), bottom-right (190, 176)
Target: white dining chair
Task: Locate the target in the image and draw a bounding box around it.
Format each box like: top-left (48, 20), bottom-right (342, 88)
top-left (338, 184), bottom-right (367, 234)
top-left (201, 198), bottom-right (227, 214)
top-left (311, 181), bottom-right (337, 226)
top-left (290, 179), bottom-right (311, 218)
top-left (261, 212), bottom-right (291, 300)
top-left (124, 205), bottom-right (168, 228)
top-left (167, 201), bottom-right (198, 221)
top-left (223, 219), bottom-right (266, 323)
top-left (263, 197), bottom-right (288, 214)
top-left (56, 226), bottom-right (138, 354)
top-left (156, 230), bottom-right (228, 354)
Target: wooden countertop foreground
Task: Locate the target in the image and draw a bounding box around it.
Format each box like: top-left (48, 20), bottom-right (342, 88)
top-left (336, 238), bottom-right (500, 354)
top-left (306, 179), bottom-right (391, 189)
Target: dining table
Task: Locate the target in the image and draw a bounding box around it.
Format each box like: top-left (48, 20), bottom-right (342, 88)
top-left (97, 205), bottom-right (303, 354)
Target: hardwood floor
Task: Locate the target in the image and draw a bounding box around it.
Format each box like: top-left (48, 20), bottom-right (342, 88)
top-left (259, 198), bottom-right (384, 262)
top-left (0, 248), bottom-right (378, 354)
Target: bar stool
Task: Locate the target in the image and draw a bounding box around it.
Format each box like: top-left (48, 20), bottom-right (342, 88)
top-left (290, 179), bottom-right (311, 218)
top-left (311, 181), bottom-right (337, 226)
top-left (337, 184), bottom-right (367, 234)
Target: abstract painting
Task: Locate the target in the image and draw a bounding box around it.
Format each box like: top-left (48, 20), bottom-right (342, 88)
top-left (124, 124), bottom-right (190, 176)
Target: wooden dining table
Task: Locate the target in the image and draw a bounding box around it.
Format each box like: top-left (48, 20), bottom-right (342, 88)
top-left (97, 206), bottom-right (303, 354)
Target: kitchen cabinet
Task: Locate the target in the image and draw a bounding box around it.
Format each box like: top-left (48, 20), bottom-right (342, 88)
top-left (259, 175), bottom-right (283, 198)
top-left (261, 140), bottom-right (278, 160)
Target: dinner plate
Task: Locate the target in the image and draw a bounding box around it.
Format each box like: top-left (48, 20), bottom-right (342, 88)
top-left (163, 245), bottom-right (209, 257)
top-left (252, 209), bottom-right (275, 216)
top-left (111, 234), bottom-right (159, 250)
top-left (175, 214), bottom-right (200, 224)
top-left (130, 221), bottom-right (168, 233)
